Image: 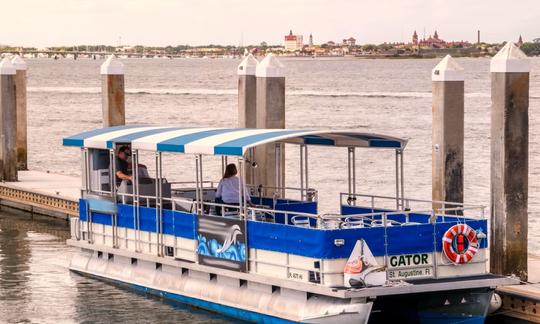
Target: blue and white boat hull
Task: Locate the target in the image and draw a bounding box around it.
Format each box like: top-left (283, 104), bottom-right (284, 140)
top-left (69, 246), bottom-right (373, 324)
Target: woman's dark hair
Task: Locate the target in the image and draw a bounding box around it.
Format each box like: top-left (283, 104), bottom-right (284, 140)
top-left (223, 163), bottom-right (237, 179)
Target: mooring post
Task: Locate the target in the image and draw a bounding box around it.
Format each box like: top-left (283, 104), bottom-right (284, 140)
top-left (255, 54), bottom-right (286, 194)
top-left (12, 55), bottom-right (28, 170)
top-left (238, 54), bottom-right (258, 185)
top-left (100, 55), bottom-right (125, 127)
top-left (0, 58), bottom-right (18, 181)
top-left (490, 42), bottom-right (530, 281)
top-left (238, 54), bottom-right (258, 128)
top-left (431, 55), bottom-right (464, 211)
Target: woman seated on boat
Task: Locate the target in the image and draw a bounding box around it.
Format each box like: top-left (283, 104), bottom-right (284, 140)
top-left (216, 163), bottom-right (253, 209)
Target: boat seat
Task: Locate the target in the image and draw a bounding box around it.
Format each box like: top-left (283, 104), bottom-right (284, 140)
top-left (341, 216), bottom-right (372, 228)
top-left (371, 219), bottom-right (401, 227)
top-left (291, 215), bottom-right (311, 228)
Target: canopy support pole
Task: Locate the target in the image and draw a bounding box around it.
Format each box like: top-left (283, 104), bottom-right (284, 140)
top-left (299, 145), bottom-right (305, 200)
top-left (239, 157), bottom-right (247, 218)
top-left (155, 152), bottom-right (163, 257)
top-left (133, 149), bottom-right (141, 253)
top-left (275, 143), bottom-right (283, 198)
top-left (347, 147), bottom-right (356, 205)
top-left (195, 155), bottom-right (202, 215)
top-left (109, 148), bottom-right (118, 248)
top-left (395, 149), bottom-right (405, 210)
top-left (221, 156), bottom-right (226, 176)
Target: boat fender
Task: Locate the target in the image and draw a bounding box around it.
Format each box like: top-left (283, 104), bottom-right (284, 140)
top-left (442, 224), bottom-right (479, 264)
top-left (488, 293), bottom-right (502, 313)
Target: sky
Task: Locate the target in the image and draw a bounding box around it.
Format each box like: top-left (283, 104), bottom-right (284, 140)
top-left (1, 0), bottom-right (539, 47)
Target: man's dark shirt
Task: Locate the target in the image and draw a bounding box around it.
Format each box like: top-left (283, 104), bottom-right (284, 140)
top-left (116, 157), bottom-right (130, 185)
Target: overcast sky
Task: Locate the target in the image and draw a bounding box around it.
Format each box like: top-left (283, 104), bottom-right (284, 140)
top-left (2, 0), bottom-right (538, 47)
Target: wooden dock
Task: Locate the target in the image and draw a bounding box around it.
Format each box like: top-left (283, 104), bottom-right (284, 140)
top-left (0, 170), bottom-right (79, 219)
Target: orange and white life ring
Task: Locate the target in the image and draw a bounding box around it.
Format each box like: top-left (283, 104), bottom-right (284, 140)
top-left (442, 224), bottom-right (479, 264)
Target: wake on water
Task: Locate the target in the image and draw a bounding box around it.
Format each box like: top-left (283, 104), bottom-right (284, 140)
top-left (27, 86), bottom-right (540, 99)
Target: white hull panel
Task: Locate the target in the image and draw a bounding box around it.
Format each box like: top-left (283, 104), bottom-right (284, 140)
top-left (70, 248), bottom-right (372, 323)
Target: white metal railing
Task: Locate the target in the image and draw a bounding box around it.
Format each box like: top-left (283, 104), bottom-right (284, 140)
top-left (246, 184), bottom-right (318, 203)
top-left (340, 192), bottom-right (486, 220)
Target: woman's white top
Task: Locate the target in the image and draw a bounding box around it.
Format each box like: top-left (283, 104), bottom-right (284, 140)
top-left (216, 176), bottom-right (250, 204)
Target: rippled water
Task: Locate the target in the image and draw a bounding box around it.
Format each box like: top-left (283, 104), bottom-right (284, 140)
top-left (1, 57), bottom-right (539, 322)
top-left (0, 211), bottom-right (234, 324)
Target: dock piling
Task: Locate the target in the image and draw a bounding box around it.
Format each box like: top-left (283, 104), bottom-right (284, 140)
top-left (255, 54), bottom-right (286, 194)
top-left (12, 55), bottom-right (28, 171)
top-left (238, 54), bottom-right (258, 128)
top-left (100, 55), bottom-right (125, 127)
top-left (431, 55), bottom-right (464, 210)
top-left (490, 42), bottom-right (530, 281)
top-left (238, 54), bottom-right (258, 185)
top-left (0, 58), bottom-right (18, 181)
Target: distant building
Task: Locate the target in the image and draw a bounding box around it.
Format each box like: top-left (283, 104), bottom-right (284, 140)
top-left (517, 35), bottom-right (524, 47)
top-left (346, 37), bottom-right (356, 46)
top-left (325, 41), bottom-right (336, 47)
top-left (308, 34), bottom-right (313, 47)
top-left (284, 30), bottom-right (303, 51)
top-left (411, 30), bottom-right (470, 49)
top-left (260, 41), bottom-right (268, 47)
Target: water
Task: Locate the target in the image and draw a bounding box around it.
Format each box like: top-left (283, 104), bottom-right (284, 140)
top-left (1, 56), bottom-right (540, 322)
top-left (0, 212), bottom-right (234, 323)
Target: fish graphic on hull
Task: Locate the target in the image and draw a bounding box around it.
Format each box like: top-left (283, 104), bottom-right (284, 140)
top-left (197, 215), bottom-right (247, 272)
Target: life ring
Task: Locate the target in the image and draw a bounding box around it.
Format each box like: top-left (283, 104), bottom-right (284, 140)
top-left (442, 224), bottom-right (479, 264)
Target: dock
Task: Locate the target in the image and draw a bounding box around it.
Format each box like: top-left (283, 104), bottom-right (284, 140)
top-left (0, 170), bottom-right (79, 219)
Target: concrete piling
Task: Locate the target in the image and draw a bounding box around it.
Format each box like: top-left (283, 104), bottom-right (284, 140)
top-left (431, 55), bottom-right (464, 210)
top-left (100, 55), bottom-right (125, 127)
top-left (12, 55), bottom-right (28, 170)
top-left (0, 58), bottom-right (18, 181)
top-left (237, 54), bottom-right (258, 185)
top-left (489, 42), bottom-right (530, 281)
top-left (255, 54), bottom-right (286, 194)
top-left (238, 54), bottom-right (258, 128)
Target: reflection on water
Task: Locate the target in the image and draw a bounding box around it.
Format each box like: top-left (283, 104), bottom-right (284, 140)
top-left (0, 211), bottom-right (235, 323)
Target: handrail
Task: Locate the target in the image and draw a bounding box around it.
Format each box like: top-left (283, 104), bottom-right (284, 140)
top-left (340, 192), bottom-right (484, 209)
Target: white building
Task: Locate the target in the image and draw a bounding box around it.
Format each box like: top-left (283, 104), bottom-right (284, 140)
top-left (284, 30), bottom-right (304, 51)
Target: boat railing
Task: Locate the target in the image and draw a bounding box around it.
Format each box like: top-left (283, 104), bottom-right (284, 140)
top-left (246, 184), bottom-right (318, 203)
top-left (77, 188), bottom-right (488, 285)
top-left (340, 192), bottom-right (486, 220)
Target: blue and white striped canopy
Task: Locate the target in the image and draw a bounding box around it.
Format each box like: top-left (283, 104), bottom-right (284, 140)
top-left (63, 125), bottom-right (407, 156)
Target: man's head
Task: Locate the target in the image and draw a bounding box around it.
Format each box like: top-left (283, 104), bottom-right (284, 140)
top-left (118, 145), bottom-right (131, 161)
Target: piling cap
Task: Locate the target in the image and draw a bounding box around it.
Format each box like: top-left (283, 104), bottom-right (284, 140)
top-left (237, 54), bottom-right (258, 76)
top-left (0, 58), bottom-right (16, 75)
top-left (100, 55), bottom-right (124, 75)
top-left (432, 55), bottom-right (464, 81)
top-left (256, 53), bottom-right (285, 78)
top-left (11, 55), bottom-right (27, 71)
top-left (490, 42), bottom-right (530, 73)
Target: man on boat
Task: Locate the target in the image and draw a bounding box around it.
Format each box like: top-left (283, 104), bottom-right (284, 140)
top-left (116, 145), bottom-right (133, 185)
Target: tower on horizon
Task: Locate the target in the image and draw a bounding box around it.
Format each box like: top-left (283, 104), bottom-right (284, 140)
top-left (517, 35), bottom-right (524, 47)
top-left (309, 33), bottom-right (313, 47)
top-left (412, 30), bottom-right (418, 45)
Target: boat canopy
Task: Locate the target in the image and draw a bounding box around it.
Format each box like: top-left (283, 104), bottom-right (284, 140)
top-left (63, 125), bottom-right (407, 156)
